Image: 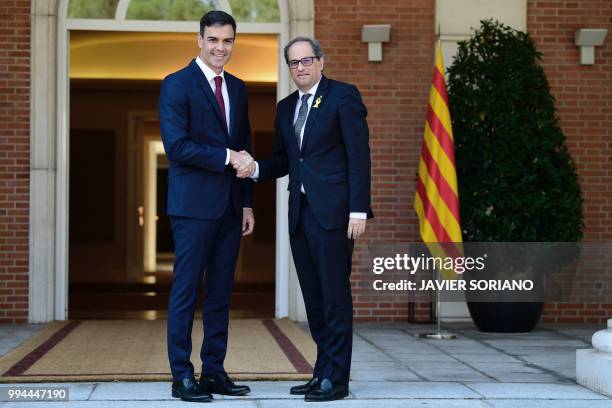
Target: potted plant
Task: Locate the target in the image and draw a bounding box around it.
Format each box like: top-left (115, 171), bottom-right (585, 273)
top-left (446, 20), bottom-right (583, 332)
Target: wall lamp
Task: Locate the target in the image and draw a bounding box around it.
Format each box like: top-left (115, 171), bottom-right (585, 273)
top-left (362, 24), bottom-right (391, 62)
top-left (575, 29), bottom-right (608, 65)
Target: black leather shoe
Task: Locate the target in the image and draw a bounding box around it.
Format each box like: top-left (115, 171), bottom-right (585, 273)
top-left (290, 377), bottom-right (319, 395)
top-left (305, 378), bottom-right (348, 402)
top-left (171, 376), bottom-right (213, 402)
top-left (200, 372), bottom-right (251, 396)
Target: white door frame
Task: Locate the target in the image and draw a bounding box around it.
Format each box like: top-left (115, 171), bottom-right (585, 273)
top-left (143, 138), bottom-right (165, 274)
top-left (125, 111), bottom-right (159, 279)
top-left (29, 0), bottom-right (314, 322)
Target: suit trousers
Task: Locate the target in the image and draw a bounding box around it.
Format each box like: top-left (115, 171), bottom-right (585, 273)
top-left (167, 203), bottom-right (241, 381)
top-left (290, 194), bottom-right (354, 385)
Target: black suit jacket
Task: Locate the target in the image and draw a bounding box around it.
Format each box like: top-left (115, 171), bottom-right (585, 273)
top-left (158, 60), bottom-right (253, 220)
top-left (258, 75), bottom-right (373, 233)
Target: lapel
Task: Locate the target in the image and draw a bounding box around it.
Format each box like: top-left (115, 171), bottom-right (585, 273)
top-left (226, 73), bottom-right (239, 142)
top-left (300, 75), bottom-right (330, 154)
top-left (285, 91), bottom-right (300, 154)
top-left (189, 60), bottom-right (229, 140)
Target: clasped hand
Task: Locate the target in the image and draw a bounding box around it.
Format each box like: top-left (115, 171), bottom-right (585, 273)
top-left (229, 150), bottom-right (255, 178)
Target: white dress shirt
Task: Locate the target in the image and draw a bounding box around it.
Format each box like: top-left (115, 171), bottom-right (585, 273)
top-left (252, 79), bottom-right (366, 220)
top-left (195, 56), bottom-right (231, 165)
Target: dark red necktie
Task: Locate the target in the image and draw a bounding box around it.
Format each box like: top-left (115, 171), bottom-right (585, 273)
top-left (214, 75), bottom-right (227, 129)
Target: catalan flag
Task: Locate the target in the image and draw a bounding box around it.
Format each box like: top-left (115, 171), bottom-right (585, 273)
top-left (414, 42), bottom-right (462, 275)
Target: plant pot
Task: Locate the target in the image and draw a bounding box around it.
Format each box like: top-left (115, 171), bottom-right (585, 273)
top-left (466, 301), bottom-right (544, 333)
top-left (461, 243), bottom-right (555, 333)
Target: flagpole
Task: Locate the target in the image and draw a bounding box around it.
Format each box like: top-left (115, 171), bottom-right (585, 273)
top-left (416, 26), bottom-right (457, 340)
top-left (417, 266), bottom-right (456, 340)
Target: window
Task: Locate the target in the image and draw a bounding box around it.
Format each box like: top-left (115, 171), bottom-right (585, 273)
top-left (230, 0), bottom-right (280, 23)
top-left (68, 0), bottom-right (120, 19)
top-left (126, 0), bottom-right (220, 21)
top-left (67, 0), bottom-right (281, 22)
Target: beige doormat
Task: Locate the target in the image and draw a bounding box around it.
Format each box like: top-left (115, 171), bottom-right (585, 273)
top-left (0, 319), bottom-right (316, 383)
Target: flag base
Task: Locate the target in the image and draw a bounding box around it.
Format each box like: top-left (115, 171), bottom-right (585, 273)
top-left (417, 332), bottom-right (457, 340)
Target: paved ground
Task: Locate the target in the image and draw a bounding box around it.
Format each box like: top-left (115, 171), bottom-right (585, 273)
top-left (0, 322), bottom-right (610, 407)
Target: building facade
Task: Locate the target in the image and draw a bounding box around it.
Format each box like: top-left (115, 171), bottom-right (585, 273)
top-left (0, 0), bottom-right (610, 324)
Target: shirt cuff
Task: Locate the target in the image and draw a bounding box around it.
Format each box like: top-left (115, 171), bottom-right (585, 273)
top-left (350, 212), bottom-right (367, 220)
top-left (225, 149), bottom-right (230, 165)
top-left (251, 161), bottom-right (260, 180)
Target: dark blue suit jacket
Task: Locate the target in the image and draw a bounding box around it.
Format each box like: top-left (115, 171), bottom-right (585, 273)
top-left (258, 76), bottom-right (373, 233)
top-left (158, 60), bottom-right (253, 220)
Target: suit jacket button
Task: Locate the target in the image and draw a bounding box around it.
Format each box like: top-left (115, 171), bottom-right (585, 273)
top-left (299, 158), bottom-right (303, 162)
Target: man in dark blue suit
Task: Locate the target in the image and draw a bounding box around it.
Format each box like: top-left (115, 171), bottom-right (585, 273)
top-left (237, 37), bottom-right (373, 402)
top-left (158, 11), bottom-right (254, 403)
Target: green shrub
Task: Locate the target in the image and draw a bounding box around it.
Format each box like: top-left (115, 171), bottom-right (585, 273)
top-left (447, 20), bottom-right (583, 242)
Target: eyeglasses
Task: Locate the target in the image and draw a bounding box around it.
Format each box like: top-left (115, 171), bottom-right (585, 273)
top-left (287, 56), bottom-right (319, 69)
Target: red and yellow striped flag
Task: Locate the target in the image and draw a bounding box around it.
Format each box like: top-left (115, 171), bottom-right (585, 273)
top-left (414, 43), bottom-right (463, 275)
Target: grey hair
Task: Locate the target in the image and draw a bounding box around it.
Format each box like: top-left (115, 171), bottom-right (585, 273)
top-left (283, 36), bottom-right (324, 64)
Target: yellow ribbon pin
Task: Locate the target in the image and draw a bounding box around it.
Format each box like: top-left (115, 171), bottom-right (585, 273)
top-left (313, 96), bottom-right (322, 108)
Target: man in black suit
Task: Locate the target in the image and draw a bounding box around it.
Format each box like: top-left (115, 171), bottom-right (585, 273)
top-left (236, 36), bottom-right (373, 402)
top-left (159, 10), bottom-right (254, 402)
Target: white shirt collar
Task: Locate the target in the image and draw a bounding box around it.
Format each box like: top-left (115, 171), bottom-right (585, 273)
top-left (195, 56), bottom-right (225, 83)
top-left (298, 78), bottom-right (321, 101)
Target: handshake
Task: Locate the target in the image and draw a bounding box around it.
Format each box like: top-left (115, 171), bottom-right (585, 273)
top-left (229, 150), bottom-right (256, 179)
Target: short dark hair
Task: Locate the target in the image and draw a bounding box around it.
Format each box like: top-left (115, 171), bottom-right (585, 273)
top-left (283, 36), bottom-right (324, 64)
top-left (199, 10), bottom-right (236, 37)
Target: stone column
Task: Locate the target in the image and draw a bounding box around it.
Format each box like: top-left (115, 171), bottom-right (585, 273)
top-left (281, 0), bottom-right (315, 322)
top-left (577, 319), bottom-right (612, 397)
top-left (29, 0), bottom-right (59, 323)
